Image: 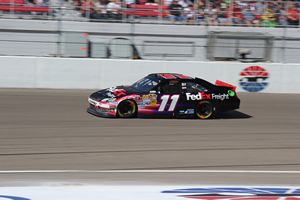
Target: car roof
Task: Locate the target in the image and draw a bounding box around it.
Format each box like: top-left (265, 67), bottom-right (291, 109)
top-left (150, 73), bottom-right (193, 80)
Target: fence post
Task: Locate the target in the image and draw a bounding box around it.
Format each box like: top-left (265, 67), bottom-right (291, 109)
top-left (56, 1), bottom-right (63, 57)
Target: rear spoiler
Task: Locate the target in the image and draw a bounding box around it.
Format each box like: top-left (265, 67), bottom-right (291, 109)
top-left (215, 80), bottom-right (237, 92)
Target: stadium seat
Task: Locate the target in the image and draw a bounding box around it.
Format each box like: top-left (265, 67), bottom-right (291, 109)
top-left (0, 5), bottom-right (50, 12)
top-left (0, 0), bottom-right (51, 14)
top-left (0, 0), bottom-right (24, 4)
top-left (124, 4), bottom-right (169, 17)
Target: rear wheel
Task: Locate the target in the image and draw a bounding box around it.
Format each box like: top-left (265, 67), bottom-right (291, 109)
top-left (196, 101), bottom-right (215, 119)
top-left (117, 100), bottom-right (137, 118)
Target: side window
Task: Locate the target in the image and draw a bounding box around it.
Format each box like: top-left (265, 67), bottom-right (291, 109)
top-left (185, 81), bottom-right (208, 93)
top-left (160, 80), bottom-right (182, 94)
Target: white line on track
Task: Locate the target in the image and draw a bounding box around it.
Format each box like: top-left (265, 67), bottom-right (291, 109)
top-left (0, 170), bottom-right (300, 174)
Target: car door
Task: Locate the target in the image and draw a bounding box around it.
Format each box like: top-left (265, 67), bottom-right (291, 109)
top-left (154, 79), bottom-right (182, 117)
top-left (176, 80), bottom-right (210, 117)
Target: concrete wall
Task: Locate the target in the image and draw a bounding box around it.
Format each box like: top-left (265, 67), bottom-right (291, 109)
top-left (0, 56), bottom-right (299, 93)
top-left (1, 19), bottom-right (300, 63)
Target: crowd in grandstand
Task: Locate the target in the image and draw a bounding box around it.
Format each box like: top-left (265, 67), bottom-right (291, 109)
top-left (76, 0), bottom-right (300, 26)
top-left (1, 0), bottom-right (300, 26)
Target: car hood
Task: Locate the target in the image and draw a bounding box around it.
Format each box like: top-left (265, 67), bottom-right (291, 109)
top-left (89, 86), bottom-right (140, 101)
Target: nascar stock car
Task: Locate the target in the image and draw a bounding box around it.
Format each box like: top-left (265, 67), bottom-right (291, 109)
top-left (87, 73), bottom-right (240, 119)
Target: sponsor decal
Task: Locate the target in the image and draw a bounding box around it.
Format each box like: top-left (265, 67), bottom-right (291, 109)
top-left (162, 187), bottom-right (300, 200)
top-left (186, 93), bottom-right (202, 101)
top-left (186, 93), bottom-right (229, 101)
top-left (186, 93), bottom-right (211, 101)
top-left (201, 93), bottom-right (212, 100)
top-left (142, 94), bottom-right (157, 100)
top-left (111, 89), bottom-right (126, 97)
top-left (101, 98), bottom-right (116, 103)
top-left (0, 196), bottom-right (30, 200)
top-left (179, 109), bottom-right (195, 114)
top-left (212, 93), bottom-right (229, 101)
top-left (239, 66), bottom-right (269, 92)
top-left (108, 87), bottom-right (126, 97)
top-left (141, 94), bottom-right (157, 105)
top-left (228, 90), bottom-right (235, 97)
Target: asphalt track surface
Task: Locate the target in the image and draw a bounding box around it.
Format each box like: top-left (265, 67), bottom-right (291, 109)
top-left (0, 89), bottom-right (300, 186)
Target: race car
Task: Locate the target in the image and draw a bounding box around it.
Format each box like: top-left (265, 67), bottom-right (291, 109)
top-left (87, 73), bottom-right (240, 119)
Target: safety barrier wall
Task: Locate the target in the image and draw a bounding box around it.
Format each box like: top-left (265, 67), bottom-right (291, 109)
top-left (0, 56), bottom-right (300, 93)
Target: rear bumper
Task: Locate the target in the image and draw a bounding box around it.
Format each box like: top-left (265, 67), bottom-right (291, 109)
top-left (217, 98), bottom-right (240, 112)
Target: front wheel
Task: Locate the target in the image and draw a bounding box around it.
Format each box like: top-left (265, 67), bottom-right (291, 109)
top-left (196, 101), bottom-right (215, 119)
top-left (117, 100), bottom-right (137, 118)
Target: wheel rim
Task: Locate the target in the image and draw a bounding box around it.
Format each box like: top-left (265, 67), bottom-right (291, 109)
top-left (196, 101), bottom-right (213, 119)
top-left (118, 100), bottom-right (136, 117)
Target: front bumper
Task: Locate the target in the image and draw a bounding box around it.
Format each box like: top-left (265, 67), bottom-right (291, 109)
top-left (87, 105), bottom-right (116, 118)
top-left (87, 97), bottom-right (117, 118)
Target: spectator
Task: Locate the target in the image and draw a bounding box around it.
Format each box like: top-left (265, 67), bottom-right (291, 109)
top-left (276, 3), bottom-right (288, 27)
top-left (242, 4), bottom-right (255, 26)
top-left (169, 0), bottom-right (185, 22)
top-left (204, 3), bottom-right (217, 17)
top-left (33, 0), bottom-right (45, 5)
top-left (91, 0), bottom-right (108, 19)
top-left (204, 3), bottom-right (218, 25)
top-left (278, 15), bottom-right (288, 26)
top-left (260, 8), bottom-right (277, 27)
top-left (232, 3), bottom-right (244, 25)
top-left (178, 0), bottom-right (191, 8)
top-left (196, 0), bottom-right (205, 9)
top-left (207, 13), bottom-right (218, 26)
top-left (217, 3), bottom-right (231, 25)
top-left (254, 0), bottom-right (266, 17)
top-left (183, 4), bottom-right (195, 24)
top-left (250, 0), bottom-right (265, 24)
top-left (164, 0), bottom-right (172, 6)
top-left (106, 0), bottom-right (122, 19)
top-left (73, 0), bottom-right (82, 11)
top-left (196, 8), bottom-right (205, 25)
top-left (287, 4), bottom-right (299, 26)
top-left (81, 0), bottom-right (95, 18)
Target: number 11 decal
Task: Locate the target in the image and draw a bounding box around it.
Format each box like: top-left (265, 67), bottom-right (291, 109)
top-left (158, 94), bottom-right (180, 112)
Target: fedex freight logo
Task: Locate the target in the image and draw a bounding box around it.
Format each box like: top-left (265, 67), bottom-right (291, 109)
top-left (186, 93), bottom-right (230, 101)
top-left (162, 187), bottom-right (300, 200)
top-left (186, 92), bottom-right (211, 101)
top-left (239, 66), bottom-right (269, 92)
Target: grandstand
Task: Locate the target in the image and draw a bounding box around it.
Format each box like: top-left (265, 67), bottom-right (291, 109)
top-left (1, 0), bottom-right (299, 26)
top-left (0, 0), bottom-right (300, 62)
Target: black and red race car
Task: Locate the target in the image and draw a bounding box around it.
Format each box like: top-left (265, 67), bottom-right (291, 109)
top-left (87, 73), bottom-right (240, 119)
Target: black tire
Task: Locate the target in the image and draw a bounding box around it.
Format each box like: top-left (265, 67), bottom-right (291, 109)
top-left (117, 100), bottom-right (137, 118)
top-left (196, 101), bottom-right (215, 119)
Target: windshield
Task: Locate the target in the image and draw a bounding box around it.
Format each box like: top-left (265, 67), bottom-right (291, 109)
top-left (131, 76), bottom-right (160, 93)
